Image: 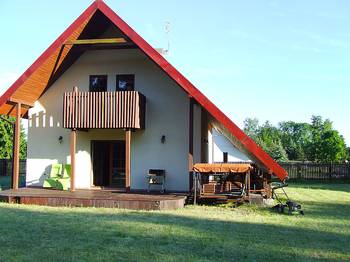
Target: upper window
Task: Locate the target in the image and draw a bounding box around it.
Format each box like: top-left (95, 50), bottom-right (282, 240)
top-left (116, 74), bottom-right (135, 91)
top-left (223, 152), bottom-right (228, 163)
top-left (89, 75), bottom-right (107, 92)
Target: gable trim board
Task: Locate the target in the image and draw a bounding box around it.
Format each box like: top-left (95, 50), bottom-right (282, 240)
top-left (0, 0), bottom-right (288, 181)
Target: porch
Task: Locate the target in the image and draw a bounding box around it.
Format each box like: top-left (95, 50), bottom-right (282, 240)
top-left (0, 188), bottom-right (187, 210)
top-left (63, 88), bottom-right (146, 192)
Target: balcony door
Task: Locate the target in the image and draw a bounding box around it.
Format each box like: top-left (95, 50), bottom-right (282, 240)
top-left (92, 140), bottom-right (125, 188)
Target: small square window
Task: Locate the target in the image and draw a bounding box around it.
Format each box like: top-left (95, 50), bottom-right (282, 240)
top-left (223, 152), bottom-right (228, 163)
top-left (116, 74), bottom-right (135, 91)
top-left (89, 75), bottom-right (107, 92)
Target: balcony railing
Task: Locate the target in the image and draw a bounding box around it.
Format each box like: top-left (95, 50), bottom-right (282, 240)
top-left (63, 91), bottom-right (145, 129)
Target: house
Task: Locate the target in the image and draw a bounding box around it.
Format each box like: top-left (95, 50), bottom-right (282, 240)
top-left (0, 0), bottom-right (288, 195)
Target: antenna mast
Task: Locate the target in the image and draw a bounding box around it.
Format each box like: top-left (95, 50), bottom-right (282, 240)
top-left (164, 21), bottom-right (171, 55)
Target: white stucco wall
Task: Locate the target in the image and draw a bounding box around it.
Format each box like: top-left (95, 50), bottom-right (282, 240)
top-left (193, 104), bottom-right (202, 164)
top-left (27, 49), bottom-right (192, 191)
top-left (208, 128), bottom-right (251, 163)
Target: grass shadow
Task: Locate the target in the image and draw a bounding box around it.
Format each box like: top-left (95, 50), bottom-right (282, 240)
top-left (286, 181), bottom-right (350, 193)
top-left (0, 204), bottom-right (349, 261)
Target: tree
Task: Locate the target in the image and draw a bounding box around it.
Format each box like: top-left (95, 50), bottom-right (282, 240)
top-left (279, 121), bottom-right (312, 161)
top-left (0, 117), bottom-right (27, 159)
top-left (308, 116), bottom-right (348, 163)
top-left (244, 119), bottom-right (288, 162)
top-left (243, 118), bottom-right (259, 140)
top-left (243, 115), bottom-right (348, 163)
top-left (318, 130), bottom-right (348, 163)
top-left (257, 121), bottom-right (288, 162)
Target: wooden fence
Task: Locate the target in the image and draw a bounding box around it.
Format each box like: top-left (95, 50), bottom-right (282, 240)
top-left (279, 162), bottom-right (350, 180)
top-left (0, 159), bottom-right (26, 176)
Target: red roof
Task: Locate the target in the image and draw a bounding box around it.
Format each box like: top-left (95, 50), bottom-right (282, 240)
top-left (0, 0), bottom-right (288, 181)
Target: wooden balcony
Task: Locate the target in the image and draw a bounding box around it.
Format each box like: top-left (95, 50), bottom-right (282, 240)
top-left (63, 91), bottom-right (145, 129)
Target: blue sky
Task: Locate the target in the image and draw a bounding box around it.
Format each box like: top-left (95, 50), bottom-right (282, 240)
top-left (0, 0), bottom-right (349, 145)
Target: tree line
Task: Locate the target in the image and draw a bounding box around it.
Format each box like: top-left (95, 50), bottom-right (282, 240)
top-left (243, 115), bottom-right (349, 163)
top-left (0, 116), bottom-right (27, 159)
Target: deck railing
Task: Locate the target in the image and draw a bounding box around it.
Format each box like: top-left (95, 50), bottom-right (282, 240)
top-left (63, 91), bottom-right (145, 129)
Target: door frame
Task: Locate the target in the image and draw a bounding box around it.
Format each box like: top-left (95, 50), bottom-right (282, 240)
top-left (90, 140), bottom-right (125, 189)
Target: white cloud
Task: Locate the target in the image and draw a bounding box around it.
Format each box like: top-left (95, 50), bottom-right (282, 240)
top-left (0, 71), bottom-right (19, 96)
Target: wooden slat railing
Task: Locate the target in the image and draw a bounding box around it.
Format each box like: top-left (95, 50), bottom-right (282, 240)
top-left (63, 91), bottom-right (145, 129)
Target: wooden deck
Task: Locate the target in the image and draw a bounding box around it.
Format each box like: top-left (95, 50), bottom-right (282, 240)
top-left (0, 188), bottom-right (187, 210)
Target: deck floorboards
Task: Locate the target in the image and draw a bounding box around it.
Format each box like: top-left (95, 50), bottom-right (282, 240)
top-left (0, 188), bottom-right (187, 210)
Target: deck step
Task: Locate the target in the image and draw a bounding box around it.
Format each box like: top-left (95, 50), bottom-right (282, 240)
top-left (0, 188), bottom-right (187, 210)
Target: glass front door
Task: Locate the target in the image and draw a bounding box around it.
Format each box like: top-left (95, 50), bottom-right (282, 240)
top-left (111, 141), bottom-right (126, 188)
top-left (92, 140), bottom-right (125, 188)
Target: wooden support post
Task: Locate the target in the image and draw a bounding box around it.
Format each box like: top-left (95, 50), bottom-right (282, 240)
top-left (11, 123), bottom-right (15, 178)
top-left (188, 98), bottom-right (194, 191)
top-left (262, 170), bottom-right (267, 190)
top-left (70, 128), bottom-right (76, 192)
top-left (12, 103), bottom-right (21, 190)
top-left (193, 172), bottom-right (197, 205)
top-left (247, 171), bottom-right (251, 197)
top-left (125, 129), bottom-right (131, 192)
top-left (70, 86), bottom-right (78, 192)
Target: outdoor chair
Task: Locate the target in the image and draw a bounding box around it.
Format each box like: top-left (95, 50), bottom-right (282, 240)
top-left (43, 164), bottom-right (71, 191)
top-left (147, 169), bottom-right (166, 193)
top-left (227, 181), bottom-right (245, 197)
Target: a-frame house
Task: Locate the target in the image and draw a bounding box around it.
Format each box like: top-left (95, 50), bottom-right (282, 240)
top-left (0, 0), bottom-right (287, 202)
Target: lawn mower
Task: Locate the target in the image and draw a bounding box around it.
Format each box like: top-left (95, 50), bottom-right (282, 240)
top-left (271, 182), bottom-right (304, 215)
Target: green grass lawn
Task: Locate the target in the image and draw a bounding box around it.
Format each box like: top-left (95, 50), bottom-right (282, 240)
top-left (0, 182), bottom-right (349, 262)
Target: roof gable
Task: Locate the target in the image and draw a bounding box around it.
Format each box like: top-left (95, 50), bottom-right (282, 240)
top-left (0, 0), bottom-right (288, 181)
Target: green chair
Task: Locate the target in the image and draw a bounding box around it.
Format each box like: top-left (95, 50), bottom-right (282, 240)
top-left (62, 164), bottom-right (71, 178)
top-left (58, 164), bottom-right (71, 190)
top-left (43, 164), bottom-right (71, 191)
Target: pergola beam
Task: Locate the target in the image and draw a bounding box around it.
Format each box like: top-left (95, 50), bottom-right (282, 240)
top-left (7, 98), bottom-right (34, 109)
top-left (69, 43), bottom-right (137, 52)
top-left (64, 38), bottom-right (127, 45)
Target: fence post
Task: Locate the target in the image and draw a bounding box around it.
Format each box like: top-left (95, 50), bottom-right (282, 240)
top-left (328, 164), bottom-right (332, 180)
top-left (297, 164), bottom-right (302, 180)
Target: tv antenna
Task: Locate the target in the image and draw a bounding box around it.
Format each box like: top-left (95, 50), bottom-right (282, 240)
top-left (155, 21), bottom-right (171, 56)
top-left (164, 21), bottom-right (171, 54)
